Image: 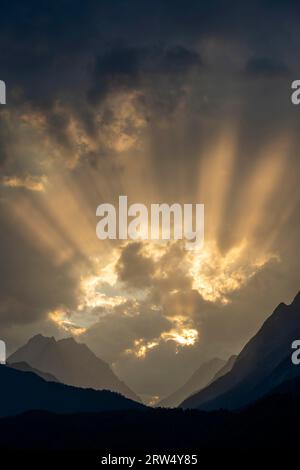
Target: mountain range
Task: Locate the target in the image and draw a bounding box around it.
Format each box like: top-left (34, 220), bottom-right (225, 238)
top-left (158, 357), bottom-right (226, 407)
top-left (1, 291), bottom-right (300, 452)
top-left (7, 292), bottom-right (300, 413)
top-left (181, 291), bottom-right (300, 410)
top-left (8, 334), bottom-right (140, 402)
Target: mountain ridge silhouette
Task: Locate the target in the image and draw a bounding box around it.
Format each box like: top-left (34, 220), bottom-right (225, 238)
top-left (8, 334), bottom-right (140, 402)
top-left (158, 357), bottom-right (226, 408)
top-left (181, 291), bottom-right (300, 410)
top-left (0, 365), bottom-right (145, 417)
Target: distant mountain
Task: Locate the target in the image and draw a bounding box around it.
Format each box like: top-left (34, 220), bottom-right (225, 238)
top-left (8, 335), bottom-right (140, 402)
top-left (9, 362), bottom-right (59, 382)
top-left (207, 355), bottom-right (237, 385)
top-left (0, 365), bottom-right (145, 417)
top-left (158, 358), bottom-right (226, 408)
top-left (181, 291), bottom-right (300, 410)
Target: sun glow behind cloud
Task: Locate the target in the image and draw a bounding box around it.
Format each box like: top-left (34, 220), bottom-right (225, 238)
top-left (2, 175), bottom-right (48, 192)
top-left (2, 107), bottom-right (296, 360)
top-left (188, 239), bottom-right (278, 304)
top-left (124, 314), bottom-right (199, 358)
top-left (48, 309), bottom-right (87, 336)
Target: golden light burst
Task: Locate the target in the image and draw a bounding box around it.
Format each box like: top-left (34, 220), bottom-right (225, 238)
top-left (188, 239), bottom-right (277, 304)
top-left (78, 273), bottom-right (125, 310)
top-left (124, 315), bottom-right (199, 358)
top-left (161, 328), bottom-right (198, 346)
top-left (2, 107), bottom-right (297, 357)
top-left (125, 339), bottom-right (160, 359)
top-left (49, 309), bottom-right (87, 336)
top-left (2, 175), bottom-right (48, 192)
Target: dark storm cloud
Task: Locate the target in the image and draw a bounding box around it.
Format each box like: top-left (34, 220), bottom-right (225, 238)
top-left (116, 242), bottom-right (155, 288)
top-left (0, 0), bottom-right (298, 172)
top-left (0, 1), bottom-right (203, 106)
top-left (89, 45), bottom-right (202, 104)
top-left (0, 0), bottom-right (298, 108)
top-left (245, 57), bottom-right (290, 77)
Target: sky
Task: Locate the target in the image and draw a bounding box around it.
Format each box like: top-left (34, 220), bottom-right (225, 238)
top-left (0, 0), bottom-right (300, 403)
